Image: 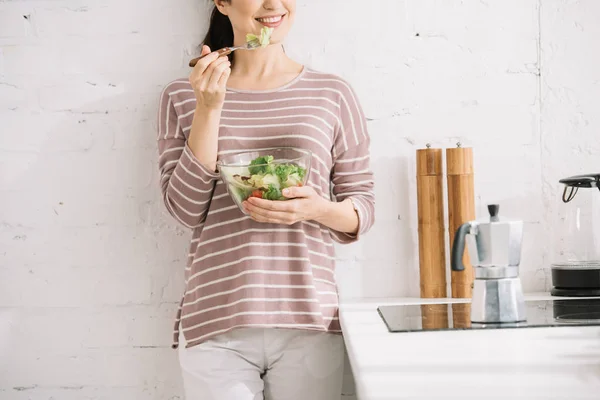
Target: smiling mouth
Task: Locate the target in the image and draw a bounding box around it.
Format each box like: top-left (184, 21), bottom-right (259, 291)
top-left (255, 14), bottom-right (286, 26)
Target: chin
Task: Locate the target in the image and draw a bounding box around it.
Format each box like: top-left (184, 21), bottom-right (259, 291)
top-left (270, 30), bottom-right (290, 45)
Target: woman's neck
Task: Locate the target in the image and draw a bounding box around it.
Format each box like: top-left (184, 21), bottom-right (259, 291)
top-left (232, 44), bottom-right (289, 77)
top-left (227, 44), bottom-right (303, 91)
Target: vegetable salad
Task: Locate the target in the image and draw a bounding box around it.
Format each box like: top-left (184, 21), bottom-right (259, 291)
top-left (228, 155), bottom-right (307, 202)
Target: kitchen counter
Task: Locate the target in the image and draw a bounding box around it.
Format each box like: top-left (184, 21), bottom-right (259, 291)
top-left (339, 293), bottom-right (600, 399)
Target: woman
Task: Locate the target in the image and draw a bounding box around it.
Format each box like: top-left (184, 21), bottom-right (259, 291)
top-left (157, 0), bottom-right (375, 398)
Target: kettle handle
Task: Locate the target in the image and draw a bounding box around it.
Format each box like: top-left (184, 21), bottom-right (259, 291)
top-left (451, 222), bottom-right (472, 272)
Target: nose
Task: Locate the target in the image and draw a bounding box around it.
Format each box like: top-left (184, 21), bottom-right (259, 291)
top-left (261, 0), bottom-right (282, 11)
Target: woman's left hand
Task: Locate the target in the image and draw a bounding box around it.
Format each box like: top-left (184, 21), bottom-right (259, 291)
top-left (242, 186), bottom-right (328, 225)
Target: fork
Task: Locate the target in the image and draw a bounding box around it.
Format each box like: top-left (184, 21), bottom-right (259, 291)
top-left (188, 41), bottom-right (263, 67)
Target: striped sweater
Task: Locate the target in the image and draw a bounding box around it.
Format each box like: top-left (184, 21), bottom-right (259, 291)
top-left (157, 67), bottom-right (375, 349)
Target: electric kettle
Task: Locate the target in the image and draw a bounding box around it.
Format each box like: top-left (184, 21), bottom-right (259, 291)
top-left (550, 173), bottom-right (600, 297)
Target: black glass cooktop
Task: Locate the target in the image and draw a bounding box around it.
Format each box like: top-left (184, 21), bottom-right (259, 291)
top-left (377, 299), bottom-right (600, 332)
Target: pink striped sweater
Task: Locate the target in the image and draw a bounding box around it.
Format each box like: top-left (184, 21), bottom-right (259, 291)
top-left (157, 67), bottom-right (375, 349)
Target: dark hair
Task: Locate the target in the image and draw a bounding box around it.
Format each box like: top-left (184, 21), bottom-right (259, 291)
top-left (202, 3), bottom-right (234, 62)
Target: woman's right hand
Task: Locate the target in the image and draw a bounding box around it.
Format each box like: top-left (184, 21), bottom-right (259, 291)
top-left (189, 45), bottom-right (231, 110)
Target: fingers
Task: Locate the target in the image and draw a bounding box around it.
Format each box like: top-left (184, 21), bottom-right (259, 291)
top-left (194, 56), bottom-right (230, 91)
top-left (217, 65), bottom-right (232, 87)
top-left (281, 185), bottom-right (311, 199)
top-left (247, 197), bottom-right (297, 212)
top-left (208, 58), bottom-right (231, 90)
top-left (192, 48), bottom-right (221, 76)
top-left (243, 201), bottom-right (299, 225)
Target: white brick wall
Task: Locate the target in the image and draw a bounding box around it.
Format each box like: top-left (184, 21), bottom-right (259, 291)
top-left (1, 0), bottom-right (598, 399)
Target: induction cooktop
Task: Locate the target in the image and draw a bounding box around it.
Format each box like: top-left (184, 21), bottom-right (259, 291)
top-left (377, 299), bottom-right (600, 333)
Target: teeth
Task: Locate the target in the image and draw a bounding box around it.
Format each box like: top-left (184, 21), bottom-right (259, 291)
top-left (257, 15), bottom-right (282, 23)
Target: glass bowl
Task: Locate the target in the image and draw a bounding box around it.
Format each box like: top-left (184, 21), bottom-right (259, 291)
top-left (217, 147), bottom-right (312, 215)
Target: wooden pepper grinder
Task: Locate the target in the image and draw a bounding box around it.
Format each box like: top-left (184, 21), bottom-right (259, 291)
top-left (416, 144), bottom-right (448, 299)
top-left (446, 143), bottom-right (476, 299)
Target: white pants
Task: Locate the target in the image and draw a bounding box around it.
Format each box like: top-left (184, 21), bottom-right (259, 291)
top-left (178, 328), bottom-right (344, 400)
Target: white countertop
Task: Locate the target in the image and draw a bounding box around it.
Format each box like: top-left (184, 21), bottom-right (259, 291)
top-left (339, 293), bottom-right (600, 399)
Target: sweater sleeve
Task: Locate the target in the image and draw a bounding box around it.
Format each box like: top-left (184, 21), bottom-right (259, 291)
top-left (157, 84), bottom-right (220, 229)
top-left (329, 80), bottom-right (376, 244)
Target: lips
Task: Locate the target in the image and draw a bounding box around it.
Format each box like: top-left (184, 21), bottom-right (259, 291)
top-left (255, 14), bottom-right (286, 28)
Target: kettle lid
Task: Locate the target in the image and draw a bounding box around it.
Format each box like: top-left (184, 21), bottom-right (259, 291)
top-left (559, 173), bottom-right (600, 203)
top-left (559, 173), bottom-right (600, 188)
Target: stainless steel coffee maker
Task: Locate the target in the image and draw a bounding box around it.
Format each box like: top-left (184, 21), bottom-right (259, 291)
top-left (451, 204), bottom-right (527, 324)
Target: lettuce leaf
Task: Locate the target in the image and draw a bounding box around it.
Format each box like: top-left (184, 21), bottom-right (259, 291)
top-left (274, 163), bottom-right (306, 185)
top-left (248, 155), bottom-right (274, 175)
top-left (248, 173), bottom-right (280, 189)
top-left (263, 184), bottom-right (283, 200)
top-left (246, 27), bottom-right (274, 47)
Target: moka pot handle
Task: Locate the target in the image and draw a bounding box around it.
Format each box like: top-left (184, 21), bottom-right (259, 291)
top-left (451, 222), bottom-right (472, 272)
